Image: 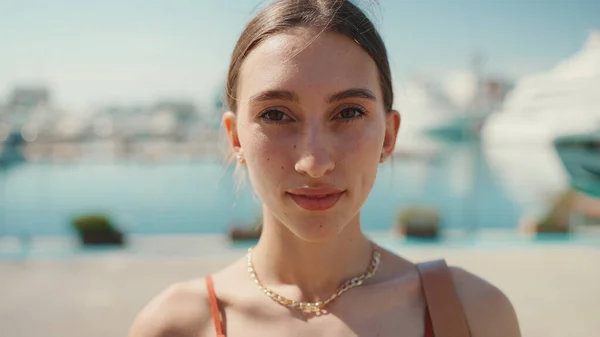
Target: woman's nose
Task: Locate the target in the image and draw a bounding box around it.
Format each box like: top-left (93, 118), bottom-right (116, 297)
top-left (293, 124), bottom-right (335, 178)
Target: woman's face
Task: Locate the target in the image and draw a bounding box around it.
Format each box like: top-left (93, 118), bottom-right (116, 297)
top-left (224, 29), bottom-right (400, 242)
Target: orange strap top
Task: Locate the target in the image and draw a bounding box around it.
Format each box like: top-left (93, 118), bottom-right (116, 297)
top-left (205, 275), bottom-right (225, 337)
top-left (204, 259), bottom-right (469, 337)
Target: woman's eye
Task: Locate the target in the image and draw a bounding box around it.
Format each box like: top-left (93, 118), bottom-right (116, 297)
top-left (259, 109), bottom-right (290, 122)
top-left (337, 107), bottom-right (365, 120)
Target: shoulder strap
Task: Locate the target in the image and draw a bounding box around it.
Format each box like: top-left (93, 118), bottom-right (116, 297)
top-left (205, 275), bottom-right (225, 337)
top-left (424, 305), bottom-right (434, 337)
top-left (416, 260), bottom-right (471, 337)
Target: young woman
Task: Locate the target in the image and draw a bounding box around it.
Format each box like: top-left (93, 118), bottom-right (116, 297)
top-left (129, 1), bottom-right (521, 336)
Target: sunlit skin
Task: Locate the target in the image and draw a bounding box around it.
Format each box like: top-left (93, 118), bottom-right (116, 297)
top-left (129, 28), bottom-right (521, 337)
top-left (226, 28), bottom-right (399, 244)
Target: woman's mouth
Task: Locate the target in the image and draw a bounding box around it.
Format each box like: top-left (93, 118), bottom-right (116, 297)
top-left (286, 187), bottom-right (345, 211)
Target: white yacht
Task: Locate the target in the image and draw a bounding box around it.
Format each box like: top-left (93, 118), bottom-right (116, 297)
top-left (481, 30), bottom-right (600, 217)
top-left (393, 76), bottom-right (461, 157)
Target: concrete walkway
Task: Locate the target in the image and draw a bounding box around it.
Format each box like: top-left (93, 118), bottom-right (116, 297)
top-left (1, 239), bottom-right (599, 337)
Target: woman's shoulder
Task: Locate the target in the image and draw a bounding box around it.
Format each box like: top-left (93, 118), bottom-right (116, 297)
top-left (385, 251), bottom-right (521, 336)
top-left (128, 278), bottom-right (214, 337)
top-left (448, 266), bottom-right (521, 337)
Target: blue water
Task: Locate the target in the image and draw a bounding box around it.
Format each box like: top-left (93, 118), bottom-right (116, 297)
top-left (0, 144), bottom-right (523, 236)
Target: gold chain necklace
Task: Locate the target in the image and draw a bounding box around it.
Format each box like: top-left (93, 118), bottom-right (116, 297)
top-left (246, 244), bottom-right (381, 315)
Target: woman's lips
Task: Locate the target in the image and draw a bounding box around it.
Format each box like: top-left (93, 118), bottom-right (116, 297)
top-left (287, 187), bottom-right (345, 211)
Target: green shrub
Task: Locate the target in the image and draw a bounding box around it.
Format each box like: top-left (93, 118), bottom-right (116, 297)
top-left (71, 214), bottom-right (124, 245)
top-left (397, 207), bottom-right (439, 226)
top-left (72, 214), bottom-right (117, 232)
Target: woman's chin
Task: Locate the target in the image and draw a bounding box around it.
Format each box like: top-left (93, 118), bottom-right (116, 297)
top-left (284, 219), bottom-right (350, 243)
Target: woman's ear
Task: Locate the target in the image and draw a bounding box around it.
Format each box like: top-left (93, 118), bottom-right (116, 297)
top-left (382, 110), bottom-right (401, 158)
top-left (223, 111), bottom-right (242, 158)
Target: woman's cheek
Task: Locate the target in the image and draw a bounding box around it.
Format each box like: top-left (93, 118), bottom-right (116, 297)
top-left (336, 128), bottom-right (377, 163)
top-left (249, 130), bottom-right (293, 173)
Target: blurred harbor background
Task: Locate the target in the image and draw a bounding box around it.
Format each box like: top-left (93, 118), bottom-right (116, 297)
top-left (1, 1), bottom-right (600, 336)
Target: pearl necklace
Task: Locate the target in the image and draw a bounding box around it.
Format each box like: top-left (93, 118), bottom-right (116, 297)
top-left (246, 245), bottom-right (381, 315)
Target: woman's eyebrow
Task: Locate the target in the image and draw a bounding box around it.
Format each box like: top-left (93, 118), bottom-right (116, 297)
top-left (249, 90), bottom-right (299, 103)
top-left (248, 88), bottom-right (376, 104)
top-left (327, 88), bottom-right (376, 103)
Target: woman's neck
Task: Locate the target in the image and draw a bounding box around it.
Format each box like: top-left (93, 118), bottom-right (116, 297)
top-left (250, 212), bottom-right (375, 302)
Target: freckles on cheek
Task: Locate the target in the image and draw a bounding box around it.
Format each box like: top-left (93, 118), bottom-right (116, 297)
top-left (255, 145), bottom-right (284, 172)
top-left (341, 136), bottom-right (368, 160)
top-left (247, 128), bottom-right (296, 175)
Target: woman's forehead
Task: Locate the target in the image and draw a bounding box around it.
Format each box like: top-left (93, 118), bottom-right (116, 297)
top-left (237, 30), bottom-right (381, 104)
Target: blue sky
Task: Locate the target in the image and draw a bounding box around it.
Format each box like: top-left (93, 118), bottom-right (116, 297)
top-left (0, 0), bottom-right (598, 111)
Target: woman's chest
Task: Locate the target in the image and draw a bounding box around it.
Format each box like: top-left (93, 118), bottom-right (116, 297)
top-left (212, 272), bottom-right (428, 337)
top-left (220, 300), bottom-right (427, 337)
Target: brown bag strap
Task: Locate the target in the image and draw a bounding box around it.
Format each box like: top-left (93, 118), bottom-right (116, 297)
top-left (416, 260), bottom-right (471, 337)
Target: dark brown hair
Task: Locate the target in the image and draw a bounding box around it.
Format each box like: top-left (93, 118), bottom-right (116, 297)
top-left (225, 0), bottom-right (393, 112)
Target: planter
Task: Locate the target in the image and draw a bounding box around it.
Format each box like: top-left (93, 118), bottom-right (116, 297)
top-left (228, 214), bottom-right (262, 241)
top-left (534, 223), bottom-right (570, 234)
top-left (533, 190), bottom-right (576, 235)
top-left (80, 229), bottom-right (124, 245)
top-left (396, 207), bottom-right (440, 239)
top-left (72, 214), bottom-right (125, 246)
top-left (228, 225), bottom-right (262, 241)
